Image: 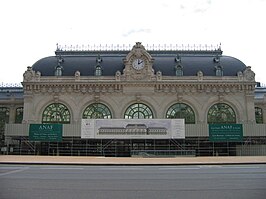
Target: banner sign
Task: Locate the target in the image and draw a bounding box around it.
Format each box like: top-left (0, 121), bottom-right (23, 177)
top-left (29, 124), bottom-right (63, 142)
top-left (209, 124), bottom-right (243, 142)
top-left (81, 119), bottom-right (185, 139)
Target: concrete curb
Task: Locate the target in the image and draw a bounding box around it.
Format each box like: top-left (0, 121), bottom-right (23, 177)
top-left (1, 155), bottom-right (266, 166)
top-left (1, 162), bottom-right (266, 166)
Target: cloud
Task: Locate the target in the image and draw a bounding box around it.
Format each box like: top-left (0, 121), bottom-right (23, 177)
top-left (122, 29), bottom-right (152, 37)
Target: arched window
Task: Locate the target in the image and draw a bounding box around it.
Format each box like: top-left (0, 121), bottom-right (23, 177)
top-left (255, 107), bottom-right (263, 124)
top-left (95, 65), bottom-right (102, 76)
top-left (124, 103), bottom-right (153, 119)
top-left (55, 66), bottom-right (63, 76)
top-left (83, 103), bottom-right (112, 119)
top-left (95, 54), bottom-right (103, 76)
top-left (0, 107), bottom-right (9, 123)
top-left (55, 55), bottom-right (64, 76)
top-left (215, 65), bottom-right (223, 76)
top-left (0, 107), bottom-right (9, 131)
top-left (207, 103), bottom-right (236, 124)
top-left (15, 107), bottom-right (23, 123)
top-left (166, 103), bottom-right (195, 124)
top-left (42, 103), bottom-right (70, 124)
top-left (175, 65), bottom-right (183, 76)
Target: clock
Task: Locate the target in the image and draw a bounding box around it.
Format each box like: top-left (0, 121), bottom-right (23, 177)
top-left (132, 58), bottom-right (145, 70)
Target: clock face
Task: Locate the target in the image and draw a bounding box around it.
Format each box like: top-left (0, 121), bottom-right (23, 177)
top-left (132, 58), bottom-right (145, 70)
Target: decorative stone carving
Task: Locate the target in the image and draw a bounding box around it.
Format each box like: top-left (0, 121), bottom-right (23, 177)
top-left (23, 66), bottom-right (35, 82)
top-left (176, 94), bottom-right (183, 102)
top-left (35, 71), bottom-right (41, 81)
top-left (237, 71), bottom-right (243, 81)
top-left (156, 71), bottom-right (162, 81)
top-left (197, 71), bottom-right (203, 81)
top-left (243, 66), bottom-right (255, 81)
top-left (218, 95), bottom-right (224, 102)
top-left (75, 71), bottom-right (80, 81)
top-left (94, 95), bottom-right (100, 102)
top-left (122, 42), bottom-right (155, 81)
top-left (53, 95), bottom-right (59, 103)
top-left (135, 94), bottom-right (141, 102)
top-left (115, 71), bottom-right (121, 81)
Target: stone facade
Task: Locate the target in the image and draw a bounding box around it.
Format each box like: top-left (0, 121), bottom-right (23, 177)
top-left (21, 42), bottom-right (257, 125)
top-left (2, 42), bottom-right (266, 156)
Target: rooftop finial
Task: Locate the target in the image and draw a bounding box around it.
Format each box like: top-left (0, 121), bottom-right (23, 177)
top-left (219, 42), bottom-right (222, 50)
top-left (54, 43), bottom-right (222, 54)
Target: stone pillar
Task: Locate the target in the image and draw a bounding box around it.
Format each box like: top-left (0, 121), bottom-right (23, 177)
top-left (8, 105), bottom-right (16, 124)
top-left (245, 94), bottom-right (256, 124)
top-left (22, 94), bottom-right (35, 123)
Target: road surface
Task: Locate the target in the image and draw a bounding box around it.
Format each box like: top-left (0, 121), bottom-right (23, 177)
top-left (1, 164), bottom-right (266, 199)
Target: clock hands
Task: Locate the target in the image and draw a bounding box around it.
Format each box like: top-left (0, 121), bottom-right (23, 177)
top-left (132, 58), bottom-right (144, 70)
top-left (138, 59), bottom-right (143, 65)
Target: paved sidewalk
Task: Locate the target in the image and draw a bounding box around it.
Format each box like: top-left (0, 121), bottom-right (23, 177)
top-left (1, 155), bottom-right (266, 165)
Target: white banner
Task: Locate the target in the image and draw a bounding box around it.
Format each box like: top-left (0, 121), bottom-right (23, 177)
top-left (81, 119), bottom-right (185, 139)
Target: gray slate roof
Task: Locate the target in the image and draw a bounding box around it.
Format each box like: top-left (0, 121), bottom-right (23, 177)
top-left (0, 87), bottom-right (24, 100)
top-left (31, 50), bottom-right (246, 77)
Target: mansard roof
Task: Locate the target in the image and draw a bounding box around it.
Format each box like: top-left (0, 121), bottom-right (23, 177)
top-left (31, 44), bottom-right (246, 77)
top-left (0, 87), bottom-right (23, 100)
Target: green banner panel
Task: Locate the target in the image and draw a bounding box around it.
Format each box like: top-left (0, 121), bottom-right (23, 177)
top-left (209, 124), bottom-right (243, 142)
top-left (29, 124), bottom-right (63, 142)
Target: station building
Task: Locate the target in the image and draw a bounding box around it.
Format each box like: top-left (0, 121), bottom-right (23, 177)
top-left (1, 42), bottom-right (266, 156)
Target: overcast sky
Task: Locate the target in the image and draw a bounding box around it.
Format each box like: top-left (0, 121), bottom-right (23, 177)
top-left (1, 0), bottom-right (265, 85)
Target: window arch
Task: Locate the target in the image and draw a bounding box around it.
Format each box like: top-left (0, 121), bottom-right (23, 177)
top-left (83, 103), bottom-right (112, 119)
top-left (215, 65), bottom-right (223, 76)
top-left (166, 103), bottom-right (195, 124)
top-left (0, 107), bottom-right (9, 131)
top-left (15, 107), bottom-right (23, 123)
top-left (0, 107), bottom-right (9, 123)
top-left (255, 107), bottom-right (263, 124)
top-left (55, 65), bottom-right (63, 76)
top-left (42, 103), bottom-right (70, 124)
top-left (95, 65), bottom-right (102, 76)
top-left (124, 103), bottom-right (153, 119)
top-left (207, 103), bottom-right (236, 124)
top-left (175, 65), bottom-right (183, 76)
top-left (0, 107), bottom-right (9, 136)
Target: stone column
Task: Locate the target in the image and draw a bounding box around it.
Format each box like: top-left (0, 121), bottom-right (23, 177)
top-left (245, 94), bottom-right (256, 124)
top-left (22, 94), bottom-right (34, 123)
top-left (8, 105), bottom-right (16, 124)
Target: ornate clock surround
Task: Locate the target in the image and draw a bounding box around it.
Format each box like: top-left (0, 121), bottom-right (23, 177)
top-left (122, 42), bottom-right (155, 80)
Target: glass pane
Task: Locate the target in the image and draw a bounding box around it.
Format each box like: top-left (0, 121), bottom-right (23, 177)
top-left (42, 103), bottom-right (70, 124)
top-left (176, 66), bottom-right (183, 76)
top-left (216, 66), bottom-right (223, 76)
top-left (166, 103), bottom-right (195, 124)
top-left (15, 107), bottom-right (23, 123)
top-left (124, 103), bottom-right (153, 119)
top-left (207, 103), bottom-right (236, 124)
top-left (255, 107), bottom-right (263, 124)
top-left (83, 103), bottom-right (112, 119)
top-left (95, 66), bottom-right (102, 76)
top-left (0, 107), bottom-right (10, 133)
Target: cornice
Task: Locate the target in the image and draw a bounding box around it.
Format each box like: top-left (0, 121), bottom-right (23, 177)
top-left (22, 80), bottom-right (256, 95)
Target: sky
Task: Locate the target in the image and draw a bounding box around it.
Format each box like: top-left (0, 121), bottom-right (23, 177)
top-left (1, 0), bottom-right (266, 85)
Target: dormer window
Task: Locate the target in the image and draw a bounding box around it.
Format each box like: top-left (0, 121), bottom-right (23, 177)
top-left (175, 65), bottom-right (183, 76)
top-left (215, 65), bottom-right (223, 76)
top-left (95, 65), bottom-right (102, 76)
top-left (55, 54), bottom-right (64, 76)
top-left (95, 54), bottom-right (103, 76)
top-left (55, 65), bottom-right (63, 76)
top-left (175, 54), bottom-right (183, 76)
